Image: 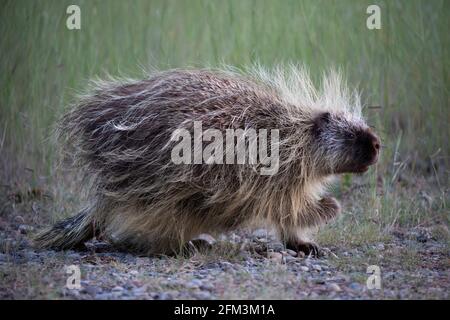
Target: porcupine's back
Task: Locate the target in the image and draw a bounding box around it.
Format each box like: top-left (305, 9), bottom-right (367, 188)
top-left (59, 69), bottom-right (302, 204)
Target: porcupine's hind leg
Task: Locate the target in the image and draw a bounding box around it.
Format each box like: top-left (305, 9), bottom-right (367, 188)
top-left (279, 197), bottom-right (341, 257)
top-left (180, 237), bottom-right (216, 256)
top-left (109, 219), bottom-right (215, 257)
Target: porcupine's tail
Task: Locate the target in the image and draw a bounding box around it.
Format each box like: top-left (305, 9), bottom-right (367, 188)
top-left (34, 207), bottom-right (96, 250)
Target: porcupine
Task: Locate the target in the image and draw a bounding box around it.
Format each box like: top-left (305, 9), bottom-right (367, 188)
top-left (35, 66), bottom-right (380, 256)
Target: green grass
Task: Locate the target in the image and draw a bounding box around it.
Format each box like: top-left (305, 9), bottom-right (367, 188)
top-left (0, 0), bottom-right (448, 228)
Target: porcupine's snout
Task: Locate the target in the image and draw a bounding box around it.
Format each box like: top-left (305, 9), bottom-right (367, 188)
top-left (350, 128), bottom-right (380, 173)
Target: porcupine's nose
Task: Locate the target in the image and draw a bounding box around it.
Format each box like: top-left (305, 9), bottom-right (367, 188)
top-left (369, 132), bottom-right (381, 163)
top-left (372, 134), bottom-right (381, 152)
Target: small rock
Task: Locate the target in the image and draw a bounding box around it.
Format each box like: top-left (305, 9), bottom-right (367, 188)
top-left (111, 291), bottom-right (123, 298)
top-left (285, 249), bottom-right (297, 257)
top-left (313, 279), bottom-right (326, 285)
top-left (200, 282), bottom-right (214, 291)
top-left (194, 291), bottom-right (211, 299)
top-left (132, 287), bottom-right (147, 296)
top-left (349, 282), bottom-right (362, 291)
top-left (136, 257), bottom-right (150, 265)
top-left (252, 229), bottom-right (269, 238)
top-left (284, 255), bottom-right (297, 263)
top-left (312, 264), bottom-right (322, 272)
top-left (112, 286), bottom-right (124, 292)
top-left (67, 252), bottom-right (81, 259)
top-left (219, 261), bottom-right (234, 270)
top-left (82, 285), bottom-right (99, 296)
top-left (154, 292), bottom-right (173, 300)
top-left (186, 279), bottom-right (203, 289)
top-left (230, 234), bottom-right (241, 242)
top-left (67, 289), bottom-right (81, 298)
top-left (14, 215), bottom-right (25, 223)
top-left (269, 242), bottom-right (285, 252)
top-left (328, 283), bottom-right (342, 292)
top-left (299, 266), bottom-right (309, 272)
top-left (267, 252), bottom-right (283, 263)
top-left (18, 224), bottom-right (34, 234)
top-left (416, 233), bottom-right (430, 243)
top-left (23, 250), bottom-right (38, 260)
top-left (95, 293), bottom-right (112, 300)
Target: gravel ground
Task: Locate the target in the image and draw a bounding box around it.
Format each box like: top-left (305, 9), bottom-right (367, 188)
top-left (0, 220), bottom-right (448, 300)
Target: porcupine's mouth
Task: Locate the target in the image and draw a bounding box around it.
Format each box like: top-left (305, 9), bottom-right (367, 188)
top-left (355, 157), bottom-right (379, 173)
top-left (355, 165), bottom-right (370, 173)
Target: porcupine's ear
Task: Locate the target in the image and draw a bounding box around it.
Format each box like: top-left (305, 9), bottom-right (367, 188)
top-left (312, 111), bottom-right (331, 136)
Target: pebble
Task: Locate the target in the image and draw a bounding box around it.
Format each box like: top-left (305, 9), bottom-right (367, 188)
top-left (284, 255), bottom-right (297, 263)
top-left (67, 253), bottom-right (82, 260)
top-left (82, 285), bottom-right (99, 296)
top-left (112, 286), bottom-right (124, 292)
top-left (0, 253), bottom-right (8, 262)
top-left (136, 257), bottom-right (150, 265)
top-left (219, 261), bottom-right (234, 270)
top-left (416, 233), bottom-right (430, 243)
top-left (299, 266), bottom-right (309, 272)
top-left (154, 292), bottom-right (173, 300)
top-left (18, 224), bottom-right (34, 234)
top-left (200, 282), bottom-right (215, 291)
top-left (186, 279), bottom-right (203, 289)
top-left (267, 252), bottom-right (283, 263)
top-left (328, 283), bottom-right (342, 292)
top-left (312, 264), bottom-right (322, 272)
top-left (95, 293), bottom-right (112, 300)
top-left (349, 282), bottom-right (362, 291)
top-left (23, 250), bottom-right (38, 260)
top-left (285, 249), bottom-right (297, 257)
top-left (313, 279), bottom-right (326, 285)
top-left (14, 215), bottom-right (25, 223)
top-left (194, 291), bottom-right (212, 299)
top-left (252, 229), bottom-right (269, 238)
top-left (270, 242), bottom-right (285, 252)
top-left (132, 287), bottom-right (147, 296)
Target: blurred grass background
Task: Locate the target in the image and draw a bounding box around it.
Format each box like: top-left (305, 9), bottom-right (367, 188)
top-left (0, 0), bottom-right (448, 213)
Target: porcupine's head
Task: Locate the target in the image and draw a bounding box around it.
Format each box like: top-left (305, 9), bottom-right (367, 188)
top-left (250, 65), bottom-right (381, 177)
top-left (255, 65), bottom-right (381, 176)
top-left (311, 110), bottom-right (380, 174)
top-left (299, 68), bottom-right (381, 175)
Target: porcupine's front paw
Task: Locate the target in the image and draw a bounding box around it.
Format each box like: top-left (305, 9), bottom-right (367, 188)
top-left (318, 196), bottom-right (341, 222)
top-left (286, 239), bottom-right (322, 257)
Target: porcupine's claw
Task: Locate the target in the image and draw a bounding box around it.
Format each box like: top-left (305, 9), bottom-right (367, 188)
top-left (181, 238), bottom-right (214, 257)
top-left (286, 240), bottom-right (323, 257)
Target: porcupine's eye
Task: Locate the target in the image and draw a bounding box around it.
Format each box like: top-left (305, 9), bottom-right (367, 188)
top-left (344, 132), bottom-right (355, 140)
